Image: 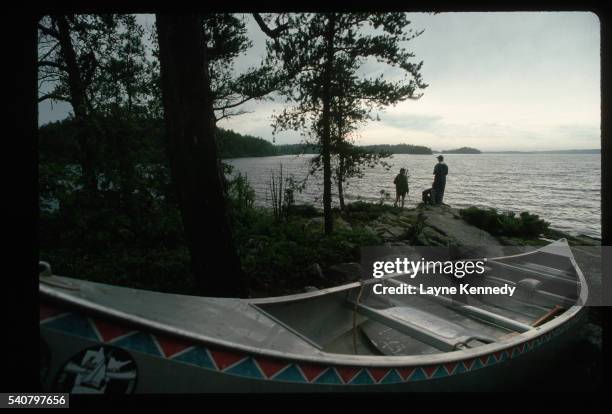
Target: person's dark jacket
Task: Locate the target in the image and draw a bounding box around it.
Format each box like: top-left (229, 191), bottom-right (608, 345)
top-left (394, 174), bottom-right (409, 195)
top-left (433, 162), bottom-right (448, 189)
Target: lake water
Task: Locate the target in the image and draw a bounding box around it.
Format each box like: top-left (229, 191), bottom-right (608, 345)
top-left (226, 153), bottom-right (601, 239)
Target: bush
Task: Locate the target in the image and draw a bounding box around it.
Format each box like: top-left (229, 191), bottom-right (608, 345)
top-left (230, 204), bottom-right (382, 294)
top-left (460, 206), bottom-right (550, 238)
top-left (343, 200), bottom-right (396, 222)
top-left (286, 204), bottom-right (321, 218)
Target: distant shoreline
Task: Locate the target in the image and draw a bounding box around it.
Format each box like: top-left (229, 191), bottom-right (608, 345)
top-left (223, 149), bottom-right (601, 159)
top-left (481, 149), bottom-right (600, 154)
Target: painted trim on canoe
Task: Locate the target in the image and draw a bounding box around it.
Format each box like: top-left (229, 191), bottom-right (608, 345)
top-left (39, 283), bottom-right (584, 368)
top-left (39, 301), bottom-right (585, 386)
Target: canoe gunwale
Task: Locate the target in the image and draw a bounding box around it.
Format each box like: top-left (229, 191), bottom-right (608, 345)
top-left (39, 239), bottom-right (588, 369)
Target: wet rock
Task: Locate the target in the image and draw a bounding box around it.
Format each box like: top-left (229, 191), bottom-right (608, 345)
top-left (382, 225), bottom-right (409, 240)
top-left (419, 205), bottom-right (504, 257)
top-left (416, 226), bottom-right (451, 247)
top-left (366, 211), bottom-right (415, 242)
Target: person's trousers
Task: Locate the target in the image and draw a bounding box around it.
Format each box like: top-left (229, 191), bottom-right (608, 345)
top-left (434, 186), bottom-right (445, 204)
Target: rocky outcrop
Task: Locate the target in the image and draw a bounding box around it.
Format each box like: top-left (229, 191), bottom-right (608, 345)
top-left (366, 210), bottom-right (418, 243)
top-left (358, 204), bottom-right (503, 257)
top-left (417, 204), bottom-right (505, 257)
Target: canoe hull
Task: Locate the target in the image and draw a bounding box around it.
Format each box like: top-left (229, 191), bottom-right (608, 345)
top-left (40, 302), bottom-right (587, 393)
top-left (39, 239), bottom-right (591, 392)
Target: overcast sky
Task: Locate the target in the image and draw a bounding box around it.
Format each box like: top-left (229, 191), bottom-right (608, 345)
top-left (38, 12), bottom-right (600, 151)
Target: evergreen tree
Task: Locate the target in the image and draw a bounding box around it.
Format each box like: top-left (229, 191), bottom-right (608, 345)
top-left (268, 13), bottom-right (427, 233)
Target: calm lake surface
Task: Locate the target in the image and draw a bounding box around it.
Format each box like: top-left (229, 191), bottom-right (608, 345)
top-left (226, 153), bottom-right (601, 239)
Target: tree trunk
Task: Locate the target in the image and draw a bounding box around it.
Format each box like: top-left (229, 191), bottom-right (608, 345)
top-left (54, 15), bottom-right (98, 195)
top-left (321, 14), bottom-right (336, 235)
top-left (337, 159), bottom-right (345, 211)
top-left (155, 14), bottom-right (248, 298)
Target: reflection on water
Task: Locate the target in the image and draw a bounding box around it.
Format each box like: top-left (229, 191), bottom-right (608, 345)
top-left (226, 153), bottom-right (601, 239)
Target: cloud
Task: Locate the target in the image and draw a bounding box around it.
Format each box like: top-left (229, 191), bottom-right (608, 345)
top-left (378, 113), bottom-right (443, 130)
top-left (37, 12), bottom-right (600, 152)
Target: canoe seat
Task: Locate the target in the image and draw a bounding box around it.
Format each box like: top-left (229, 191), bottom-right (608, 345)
top-left (350, 300), bottom-right (498, 352)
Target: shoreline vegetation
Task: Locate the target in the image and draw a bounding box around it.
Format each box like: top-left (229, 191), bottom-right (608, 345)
top-left (217, 128), bottom-right (600, 158)
top-left (39, 119), bottom-right (601, 297)
top-left (39, 120), bottom-right (599, 161)
top-left (40, 185), bottom-right (600, 299)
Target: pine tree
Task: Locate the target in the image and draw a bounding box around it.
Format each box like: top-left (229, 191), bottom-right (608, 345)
top-left (269, 13), bottom-right (427, 233)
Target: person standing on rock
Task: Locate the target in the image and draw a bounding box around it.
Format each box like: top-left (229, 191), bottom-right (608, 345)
top-left (393, 168), bottom-right (409, 209)
top-left (433, 155), bottom-right (448, 204)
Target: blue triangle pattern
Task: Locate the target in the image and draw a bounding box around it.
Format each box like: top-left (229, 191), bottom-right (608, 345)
top-left (379, 369), bottom-right (402, 384)
top-left (313, 368), bottom-right (343, 385)
top-left (273, 365), bottom-right (307, 383)
top-left (349, 370), bottom-right (374, 385)
top-left (409, 368), bottom-right (427, 381)
top-left (114, 332), bottom-right (161, 356)
top-left (431, 366), bottom-right (448, 379)
top-left (174, 347), bottom-right (215, 369)
top-left (44, 313), bottom-right (98, 340)
top-left (454, 363), bottom-right (467, 375)
top-left (225, 357), bottom-right (264, 379)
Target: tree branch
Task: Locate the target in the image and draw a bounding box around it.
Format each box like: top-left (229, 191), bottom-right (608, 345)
top-left (38, 43), bottom-right (60, 62)
top-left (38, 93), bottom-right (67, 103)
top-left (252, 13), bottom-right (289, 38)
top-left (38, 23), bottom-right (59, 38)
top-left (38, 60), bottom-right (64, 69)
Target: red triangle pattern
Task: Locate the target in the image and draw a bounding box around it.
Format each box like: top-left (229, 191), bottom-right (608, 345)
top-left (493, 351), bottom-right (504, 362)
top-left (463, 358), bottom-right (476, 370)
top-left (209, 349), bottom-right (246, 370)
top-left (39, 303), bottom-right (65, 322)
top-left (421, 365), bottom-right (438, 378)
top-left (91, 318), bottom-right (135, 343)
top-left (396, 367), bottom-right (415, 380)
top-left (444, 362), bottom-right (458, 375)
top-left (367, 368), bottom-right (390, 383)
top-left (298, 364), bottom-right (327, 382)
top-left (154, 333), bottom-right (194, 358)
top-left (256, 358), bottom-right (289, 378)
top-left (335, 366), bottom-right (361, 383)
top-left (478, 355), bottom-right (490, 366)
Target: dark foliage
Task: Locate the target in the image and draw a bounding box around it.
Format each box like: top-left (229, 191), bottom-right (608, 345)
top-left (361, 144), bottom-right (432, 154)
top-left (216, 128), bottom-right (277, 158)
top-left (442, 146), bottom-right (481, 154)
top-left (460, 206), bottom-right (550, 238)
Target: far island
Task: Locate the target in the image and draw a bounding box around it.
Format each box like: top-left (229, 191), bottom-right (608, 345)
top-left (441, 146), bottom-right (482, 154)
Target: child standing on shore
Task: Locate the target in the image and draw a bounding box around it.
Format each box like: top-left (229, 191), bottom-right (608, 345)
top-left (393, 168), bottom-right (409, 209)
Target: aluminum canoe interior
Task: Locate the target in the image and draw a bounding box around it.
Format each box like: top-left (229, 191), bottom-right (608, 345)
top-left (39, 238), bottom-right (587, 364)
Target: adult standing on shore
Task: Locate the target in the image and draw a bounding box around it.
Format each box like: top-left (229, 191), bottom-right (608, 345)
top-left (433, 155), bottom-right (448, 204)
